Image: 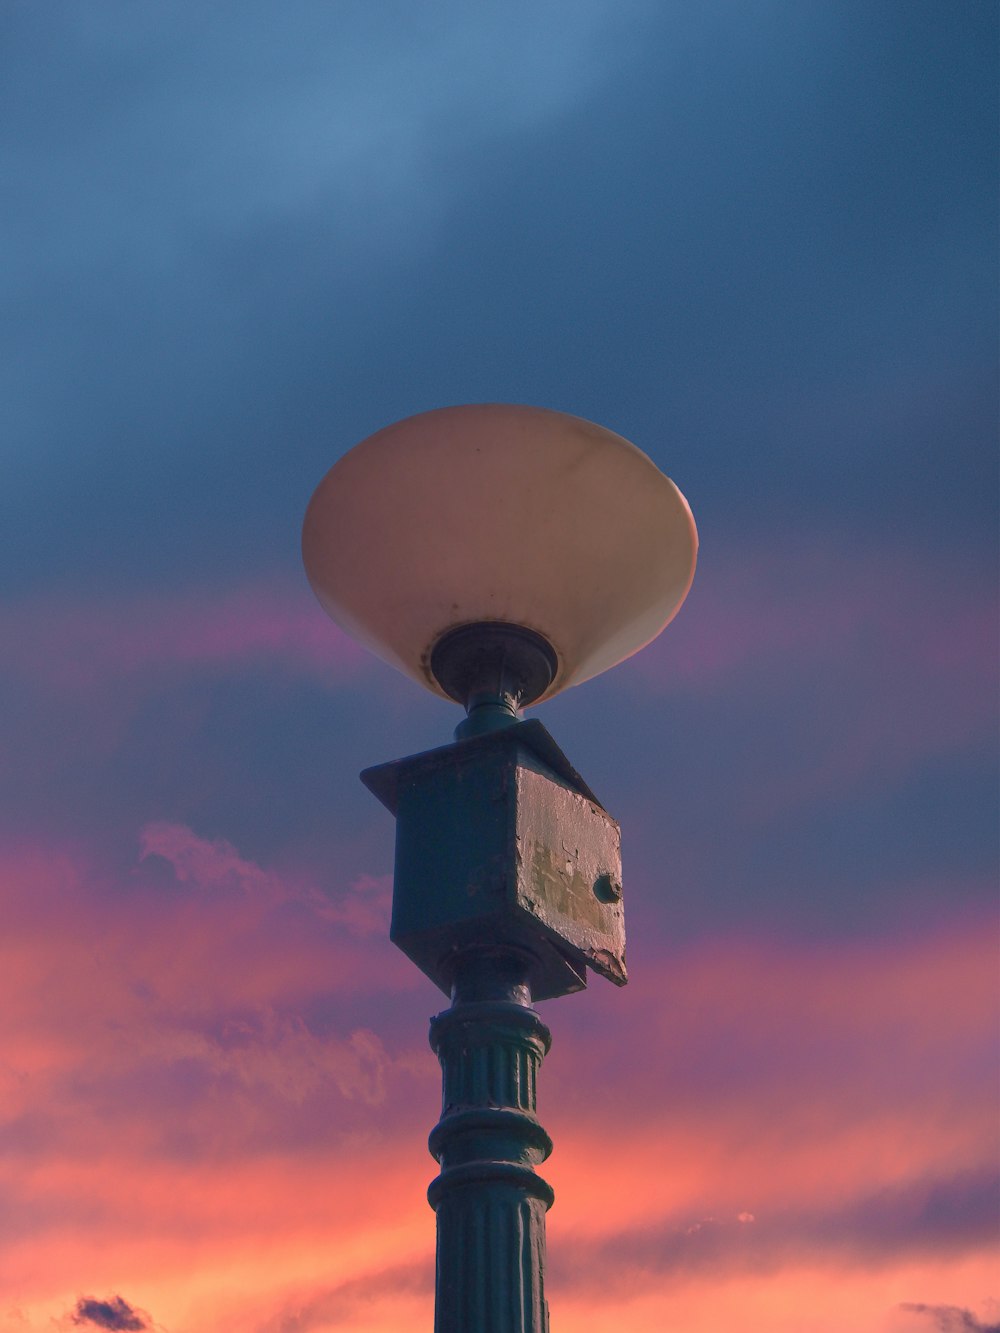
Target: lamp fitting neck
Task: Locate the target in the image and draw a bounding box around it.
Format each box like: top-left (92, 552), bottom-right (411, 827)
top-left (430, 621), bottom-right (558, 741)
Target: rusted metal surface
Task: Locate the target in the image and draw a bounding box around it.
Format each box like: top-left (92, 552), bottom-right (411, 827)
top-left (514, 761), bottom-right (625, 986)
top-left (361, 719), bottom-right (626, 1001)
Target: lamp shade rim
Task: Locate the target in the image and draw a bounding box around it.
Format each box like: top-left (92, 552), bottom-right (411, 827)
top-left (302, 403), bottom-right (697, 703)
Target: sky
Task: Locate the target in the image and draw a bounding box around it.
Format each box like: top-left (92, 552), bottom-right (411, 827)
top-left (1, 3), bottom-right (997, 1331)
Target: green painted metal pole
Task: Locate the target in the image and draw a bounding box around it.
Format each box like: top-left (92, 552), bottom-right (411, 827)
top-left (359, 704), bottom-right (625, 1329)
top-left (427, 951), bottom-right (553, 1333)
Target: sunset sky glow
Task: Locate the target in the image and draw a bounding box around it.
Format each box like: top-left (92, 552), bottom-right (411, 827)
top-left (2, 4), bottom-right (997, 1331)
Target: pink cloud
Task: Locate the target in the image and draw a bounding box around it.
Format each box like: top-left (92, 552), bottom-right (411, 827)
top-left (138, 820), bottom-right (393, 935)
top-left (550, 908), bottom-right (998, 1139)
top-left (1, 828), bottom-right (995, 1332)
top-left (635, 538), bottom-right (995, 696)
top-left (4, 539), bottom-right (992, 724)
top-left (2, 541), bottom-right (993, 832)
top-left (0, 577), bottom-right (365, 693)
top-left (139, 820), bottom-right (285, 895)
top-left (0, 830), bottom-right (412, 1163)
top-left (624, 537), bottom-right (996, 814)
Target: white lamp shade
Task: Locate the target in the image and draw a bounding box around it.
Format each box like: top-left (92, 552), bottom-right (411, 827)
top-left (302, 403), bottom-right (697, 703)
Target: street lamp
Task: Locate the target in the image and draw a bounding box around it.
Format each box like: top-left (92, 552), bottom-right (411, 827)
top-left (302, 403), bottom-right (697, 1333)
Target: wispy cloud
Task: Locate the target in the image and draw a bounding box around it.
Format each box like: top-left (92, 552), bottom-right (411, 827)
top-left (2, 829), bottom-right (994, 1331)
top-left (2, 1), bottom-right (644, 287)
top-left (639, 538), bottom-right (994, 708)
top-left (549, 1169), bottom-right (1000, 1291)
top-left (256, 1261), bottom-right (431, 1333)
top-left (139, 820), bottom-right (392, 935)
top-left (0, 579), bottom-right (362, 692)
top-left (898, 1303), bottom-right (1000, 1333)
top-left (628, 537), bottom-right (997, 815)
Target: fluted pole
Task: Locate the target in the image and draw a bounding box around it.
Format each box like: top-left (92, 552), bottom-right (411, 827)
top-left (427, 951), bottom-right (553, 1333)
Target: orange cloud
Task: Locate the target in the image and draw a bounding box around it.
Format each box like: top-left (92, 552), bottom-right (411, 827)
top-left (1, 832), bottom-right (994, 1331)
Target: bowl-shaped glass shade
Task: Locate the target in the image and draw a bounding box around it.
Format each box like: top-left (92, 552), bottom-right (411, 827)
top-left (302, 404), bottom-right (697, 704)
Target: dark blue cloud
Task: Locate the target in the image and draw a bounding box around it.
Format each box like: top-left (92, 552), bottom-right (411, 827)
top-left (72, 1294), bottom-right (150, 1331)
top-left (1, 2), bottom-right (994, 595)
top-left (900, 1305), bottom-right (1000, 1333)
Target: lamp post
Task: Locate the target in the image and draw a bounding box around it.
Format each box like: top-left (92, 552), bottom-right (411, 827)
top-left (302, 404), bottom-right (697, 1333)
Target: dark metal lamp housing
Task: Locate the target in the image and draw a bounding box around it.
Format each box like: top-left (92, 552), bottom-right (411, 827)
top-left (362, 709), bottom-right (625, 1002)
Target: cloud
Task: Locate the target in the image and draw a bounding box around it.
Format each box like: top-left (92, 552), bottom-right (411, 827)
top-left (0, 586), bottom-right (372, 834)
top-left (619, 537), bottom-right (997, 826)
top-left (0, 579), bottom-right (363, 694)
top-left (71, 1295), bottom-right (150, 1331)
top-left (898, 1304), bottom-right (1000, 1333)
top-left (638, 536), bottom-right (993, 715)
top-left (2, 2), bottom-right (638, 272)
top-left (552, 913), bottom-right (1000, 1125)
top-left (2, 833), bottom-right (994, 1331)
top-left (547, 1169), bottom-right (1000, 1294)
top-left (256, 1260), bottom-right (430, 1333)
top-left (139, 820), bottom-right (392, 934)
top-left (129, 1007), bottom-right (390, 1110)
top-left (0, 832), bottom-right (415, 1171)
top-left (139, 820), bottom-right (284, 897)
top-left (0, 833), bottom-right (435, 1330)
